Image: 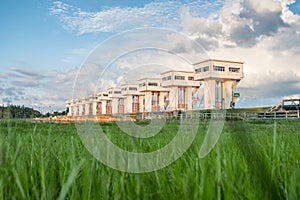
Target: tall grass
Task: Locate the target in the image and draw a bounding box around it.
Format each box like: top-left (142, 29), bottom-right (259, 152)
top-left (0, 119), bottom-right (299, 199)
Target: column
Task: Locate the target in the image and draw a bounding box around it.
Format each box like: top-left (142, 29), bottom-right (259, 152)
top-left (203, 79), bottom-right (216, 109)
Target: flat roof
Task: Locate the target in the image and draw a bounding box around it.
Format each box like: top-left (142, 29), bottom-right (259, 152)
top-left (160, 70), bottom-right (194, 75)
top-left (97, 91), bottom-right (108, 94)
top-left (107, 87), bottom-right (121, 90)
top-left (120, 84), bottom-right (139, 87)
top-left (193, 59), bottom-right (244, 65)
top-left (137, 77), bottom-right (161, 81)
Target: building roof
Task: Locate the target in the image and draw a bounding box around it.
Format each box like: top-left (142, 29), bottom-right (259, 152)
top-left (193, 59), bottom-right (244, 65)
top-left (160, 70), bottom-right (194, 75)
top-left (137, 77), bottom-right (161, 82)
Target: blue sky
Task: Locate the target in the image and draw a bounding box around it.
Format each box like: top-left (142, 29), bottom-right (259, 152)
top-left (290, 0), bottom-right (300, 13)
top-left (0, 0), bottom-right (300, 111)
top-left (0, 0), bottom-right (103, 71)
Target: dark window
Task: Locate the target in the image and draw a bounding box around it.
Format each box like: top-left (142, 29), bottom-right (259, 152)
top-left (195, 68), bottom-right (202, 73)
top-left (140, 82), bottom-right (146, 87)
top-left (175, 75), bottom-right (185, 80)
top-left (148, 82), bottom-right (158, 86)
top-left (188, 76), bottom-right (194, 81)
top-left (213, 66), bottom-right (225, 71)
top-left (203, 66), bottom-right (210, 72)
top-left (129, 87), bottom-right (137, 91)
top-left (162, 76), bottom-right (172, 81)
top-left (229, 67), bottom-right (240, 73)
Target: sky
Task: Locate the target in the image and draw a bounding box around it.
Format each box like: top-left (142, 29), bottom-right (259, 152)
top-left (0, 0), bottom-right (300, 112)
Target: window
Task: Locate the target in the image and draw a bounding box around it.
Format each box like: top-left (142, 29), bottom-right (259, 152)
top-left (108, 91), bottom-right (112, 94)
top-left (121, 88), bottom-right (127, 91)
top-left (162, 76), bottom-right (172, 81)
top-left (203, 66), bottom-right (210, 72)
top-left (175, 75), bottom-right (185, 80)
top-left (114, 91), bottom-right (121, 94)
top-left (139, 82), bottom-right (146, 87)
top-left (213, 66), bottom-right (225, 71)
top-left (229, 67), bottom-right (240, 73)
top-left (129, 87), bottom-right (137, 91)
top-left (103, 94), bottom-right (108, 97)
top-left (188, 76), bottom-right (194, 81)
top-left (148, 82), bottom-right (158, 86)
top-left (195, 68), bottom-right (201, 73)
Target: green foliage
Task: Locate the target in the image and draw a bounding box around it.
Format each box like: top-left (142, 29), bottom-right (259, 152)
top-left (0, 105), bottom-right (67, 119)
top-left (0, 120), bottom-right (299, 199)
top-left (0, 105), bottom-right (41, 119)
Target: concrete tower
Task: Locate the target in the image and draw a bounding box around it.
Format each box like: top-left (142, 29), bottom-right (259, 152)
top-left (160, 70), bottom-right (201, 111)
top-left (194, 59), bottom-right (244, 109)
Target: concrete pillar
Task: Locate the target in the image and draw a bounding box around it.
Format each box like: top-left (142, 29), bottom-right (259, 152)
top-left (92, 101), bottom-right (97, 116)
top-left (125, 96), bottom-right (133, 113)
top-left (159, 92), bottom-right (165, 111)
top-left (186, 87), bottom-right (193, 110)
top-left (85, 102), bottom-right (89, 116)
top-left (102, 101), bottom-right (107, 114)
top-left (79, 104), bottom-right (83, 116)
top-left (203, 79), bottom-right (216, 109)
top-left (168, 87), bottom-right (177, 110)
top-left (112, 99), bottom-right (118, 114)
top-left (223, 80), bottom-right (233, 109)
top-left (144, 92), bottom-right (152, 112)
top-left (139, 96), bottom-right (144, 112)
top-left (71, 105), bottom-right (75, 116)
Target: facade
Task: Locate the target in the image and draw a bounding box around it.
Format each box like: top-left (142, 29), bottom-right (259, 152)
top-left (66, 59), bottom-right (244, 116)
top-left (194, 59), bottom-right (244, 109)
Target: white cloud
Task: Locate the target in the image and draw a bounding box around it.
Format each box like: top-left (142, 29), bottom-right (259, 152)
top-left (45, 0), bottom-right (300, 108)
top-left (0, 67), bottom-right (79, 110)
top-left (174, 0), bottom-right (300, 106)
top-left (50, 0), bottom-right (223, 34)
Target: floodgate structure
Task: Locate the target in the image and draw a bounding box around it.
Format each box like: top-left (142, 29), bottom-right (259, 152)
top-left (66, 59), bottom-right (244, 118)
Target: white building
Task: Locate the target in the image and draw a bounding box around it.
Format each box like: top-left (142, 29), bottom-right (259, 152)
top-left (107, 87), bottom-right (122, 115)
top-left (161, 70), bottom-right (201, 111)
top-left (137, 78), bottom-right (168, 113)
top-left (66, 59), bottom-right (244, 116)
top-left (194, 59), bottom-right (244, 109)
top-left (96, 91), bottom-right (109, 115)
top-left (121, 84), bottom-right (144, 114)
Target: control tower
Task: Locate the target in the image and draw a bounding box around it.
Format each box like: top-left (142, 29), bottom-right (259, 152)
top-left (194, 59), bottom-right (244, 109)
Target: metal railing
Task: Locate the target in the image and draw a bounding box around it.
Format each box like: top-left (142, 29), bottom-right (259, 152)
top-left (61, 110), bottom-right (300, 123)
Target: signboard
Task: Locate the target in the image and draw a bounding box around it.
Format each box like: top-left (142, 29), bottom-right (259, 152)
top-left (234, 93), bottom-right (240, 97)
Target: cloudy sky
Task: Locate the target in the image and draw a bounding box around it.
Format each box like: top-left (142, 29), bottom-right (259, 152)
top-left (0, 0), bottom-right (300, 111)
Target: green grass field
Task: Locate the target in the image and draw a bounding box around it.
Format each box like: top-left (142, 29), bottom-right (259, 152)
top-left (0, 119), bottom-right (299, 199)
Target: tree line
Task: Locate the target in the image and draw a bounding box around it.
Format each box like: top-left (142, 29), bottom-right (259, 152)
top-left (0, 105), bottom-right (67, 119)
